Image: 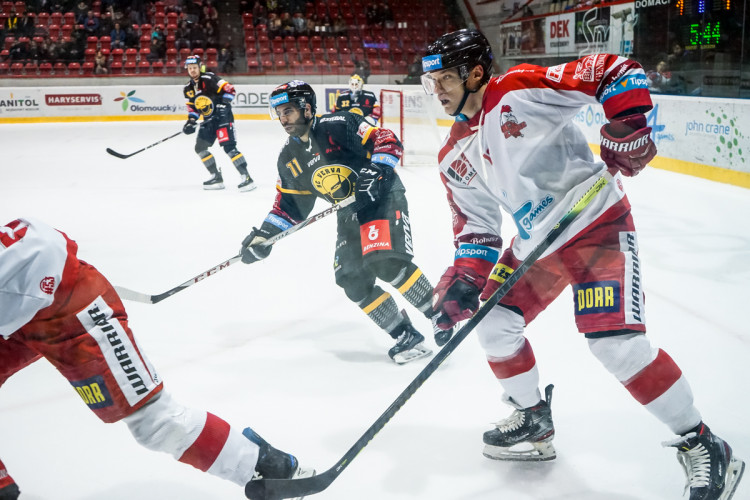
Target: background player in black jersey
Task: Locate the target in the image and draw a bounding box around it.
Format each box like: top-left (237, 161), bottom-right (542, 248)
top-left (238, 80), bottom-right (450, 364)
top-left (332, 74), bottom-right (381, 126)
top-left (182, 55), bottom-right (255, 191)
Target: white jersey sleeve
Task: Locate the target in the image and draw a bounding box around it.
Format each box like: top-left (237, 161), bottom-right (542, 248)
top-left (0, 218), bottom-right (70, 339)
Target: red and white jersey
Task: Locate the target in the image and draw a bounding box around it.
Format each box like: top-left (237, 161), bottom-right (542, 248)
top-left (438, 54), bottom-right (652, 260)
top-left (0, 218), bottom-right (79, 339)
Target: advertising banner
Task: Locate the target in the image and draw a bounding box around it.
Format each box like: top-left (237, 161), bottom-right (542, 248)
top-left (545, 13), bottom-right (575, 55)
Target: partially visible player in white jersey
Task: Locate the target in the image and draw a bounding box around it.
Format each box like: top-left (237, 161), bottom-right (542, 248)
top-left (333, 74), bottom-right (382, 125)
top-left (423, 29), bottom-right (744, 500)
top-left (0, 218), bottom-right (312, 500)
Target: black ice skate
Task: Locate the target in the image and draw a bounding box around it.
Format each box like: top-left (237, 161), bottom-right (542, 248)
top-left (238, 174), bottom-right (256, 192)
top-left (388, 312), bottom-right (432, 364)
top-left (431, 312), bottom-right (454, 347)
top-left (663, 423), bottom-right (745, 500)
top-left (0, 483), bottom-right (20, 500)
top-left (203, 171), bottom-right (225, 190)
top-left (483, 384), bottom-right (556, 462)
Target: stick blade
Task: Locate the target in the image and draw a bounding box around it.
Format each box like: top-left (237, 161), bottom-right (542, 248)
top-left (114, 285), bottom-right (155, 304)
top-left (106, 147), bottom-right (131, 159)
top-left (245, 472), bottom-right (333, 500)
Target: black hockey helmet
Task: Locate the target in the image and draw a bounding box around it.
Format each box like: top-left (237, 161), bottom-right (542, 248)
top-left (421, 29), bottom-right (494, 92)
top-left (269, 80), bottom-right (317, 118)
top-left (184, 54), bottom-right (205, 71)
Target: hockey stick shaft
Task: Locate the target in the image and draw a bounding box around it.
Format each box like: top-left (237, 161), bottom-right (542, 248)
top-left (106, 131), bottom-right (182, 159)
top-left (245, 172), bottom-right (612, 500)
top-left (115, 196), bottom-right (359, 304)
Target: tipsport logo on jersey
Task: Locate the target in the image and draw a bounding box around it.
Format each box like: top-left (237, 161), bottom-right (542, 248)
top-left (113, 90), bottom-right (178, 113)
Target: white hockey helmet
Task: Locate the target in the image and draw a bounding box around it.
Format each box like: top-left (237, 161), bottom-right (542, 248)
top-left (349, 74), bottom-right (364, 92)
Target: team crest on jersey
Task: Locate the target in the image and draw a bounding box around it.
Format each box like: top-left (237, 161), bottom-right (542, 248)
top-left (194, 95), bottom-right (214, 116)
top-left (500, 105), bottom-right (527, 139)
top-left (573, 55), bottom-right (605, 82)
top-left (447, 153), bottom-right (477, 185)
top-left (312, 164), bottom-right (355, 201)
top-left (40, 276), bottom-right (56, 294)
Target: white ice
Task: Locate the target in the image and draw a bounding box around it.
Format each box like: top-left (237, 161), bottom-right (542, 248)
top-left (0, 121), bottom-right (748, 500)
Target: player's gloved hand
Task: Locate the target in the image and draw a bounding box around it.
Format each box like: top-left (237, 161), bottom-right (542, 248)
top-left (432, 266), bottom-right (487, 330)
top-left (355, 163), bottom-right (394, 207)
top-left (183, 117), bottom-right (197, 135)
top-left (214, 101), bottom-right (230, 123)
top-left (240, 227), bottom-right (273, 264)
top-left (600, 114), bottom-right (655, 177)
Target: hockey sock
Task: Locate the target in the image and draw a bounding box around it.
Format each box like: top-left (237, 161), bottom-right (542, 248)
top-left (198, 150), bottom-right (219, 174)
top-left (388, 262), bottom-right (434, 315)
top-left (227, 149), bottom-right (249, 176)
top-left (358, 286), bottom-right (403, 336)
top-left (0, 458), bottom-right (17, 492)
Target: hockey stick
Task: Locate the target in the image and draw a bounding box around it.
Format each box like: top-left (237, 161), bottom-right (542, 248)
top-left (114, 196), bottom-right (359, 304)
top-left (245, 171), bottom-right (613, 500)
top-left (106, 131), bottom-right (182, 159)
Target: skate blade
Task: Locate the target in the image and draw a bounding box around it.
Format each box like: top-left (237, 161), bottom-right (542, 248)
top-left (289, 467), bottom-right (317, 500)
top-left (720, 457), bottom-right (745, 500)
top-left (239, 183), bottom-right (257, 192)
top-left (203, 183), bottom-right (225, 190)
top-left (482, 440), bottom-right (556, 462)
top-left (392, 344), bottom-right (433, 364)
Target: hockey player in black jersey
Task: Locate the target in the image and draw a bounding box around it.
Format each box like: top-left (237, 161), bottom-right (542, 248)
top-left (239, 80), bottom-right (450, 364)
top-left (332, 74), bottom-right (381, 125)
top-left (182, 54), bottom-right (255, 191)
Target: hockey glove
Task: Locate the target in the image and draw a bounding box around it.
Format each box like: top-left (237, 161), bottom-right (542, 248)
top-left (432, 266), bottom-right (487, 330)
top-left (240, 227), bottom-right (273, 264)
top-left (183, 117), bottom-right (197, 135)
top-left (214, 101), bottom-right (231, 124)
top-left (355, 163), bottom-right (394, 207)
top-left (600, 114), bottom-right (656, 177)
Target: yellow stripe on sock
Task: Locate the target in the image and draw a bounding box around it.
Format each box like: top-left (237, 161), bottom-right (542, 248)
top-left (397, 269), bottom-right (423, 294)
top-left (232, 153), bottom-right (244, 162)
top-left (201, 154), bottom-right (214, 162)
top-left (362, 292), bottom-right (391, 314)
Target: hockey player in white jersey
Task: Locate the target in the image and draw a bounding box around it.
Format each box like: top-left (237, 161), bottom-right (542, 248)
top-left (423, 29), bottom-right (744, 500)
top-left (0, 218), bottom-right (312, 500)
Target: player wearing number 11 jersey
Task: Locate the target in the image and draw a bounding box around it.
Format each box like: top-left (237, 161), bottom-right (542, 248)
top-left (238, 80), bottom-right (451, 364)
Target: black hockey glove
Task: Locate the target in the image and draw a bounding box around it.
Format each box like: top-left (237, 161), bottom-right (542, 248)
top-left (214, 101), bottom-right (231, 124)
top-left (355, 163), bottom-right (394, 207)
top-left (240, 227), bottom-right (273, 264)
top-left (183, 117), bottom-right (197, 135)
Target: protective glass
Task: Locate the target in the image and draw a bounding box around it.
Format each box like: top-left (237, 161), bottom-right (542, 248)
top-left (269, 101), bottom-right (303, 120)
top-left (420, 69), bottom-right (467, 95)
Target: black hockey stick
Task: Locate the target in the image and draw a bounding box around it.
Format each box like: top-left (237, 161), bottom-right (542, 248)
top-left (245, 172), bottom-right (613, 500)
top-left (106, 131), bottom-right (182, 159)
top-left (115, 196), bottom-right (359, 304)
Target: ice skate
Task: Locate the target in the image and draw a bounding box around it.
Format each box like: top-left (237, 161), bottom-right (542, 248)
top-left (203, 171), bottom-right (225, 190)
top-left (238, 174), bottom-right (256, 192)
top-left (663, 423), bottom-right (745, 500)
top-left (431, 312), bottom-right (454, 347)
top-left (388, 313), bottom-right (432, 364)
top-left (483, 384), bottom-right (556, 462)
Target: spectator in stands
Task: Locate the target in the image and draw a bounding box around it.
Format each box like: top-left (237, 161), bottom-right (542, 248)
top-left (8, 40), bottom-right (29, 61)
top-left (45, 40), bottom-right (61, 61)
top-left (83, 11), bottom-right (100, 36)
top-left (151, 24), bottom-right (164, 43)
top-left (252, 0), bottom-right (268, 26)
top-left (305, 14), bottom-right (318, 35)
top-left (396, 55), bottom-right (422, 85)
top-left (646, 60), bottom-right (671, 93)
top-left (18, 11), bottom-right (36, 38)
top-left (292, 12), bottom-right (306, 35)
top-left (124, 23), bottom-right (139, 48)
top-left (333, 15), bottom-right (347, 35)
top-left (147, 36), bottom-right (164, 62)
top-left (266, 0), bottom-right (279, 15)
top-left (218, 45), bottom-right (235, 73)
top-left (5, 9), bottom-right (20, 34)
top-left (366, 2), bottom-right (378, 25)
top-left (205, 21), bottom-right (218, 48)
top-left (353, 58), bottom-right (370, 82)
top-left (111, 22), bottom-right (127, 49)
top-left (176, 20), bottom-right (191, 50)
top-left (99, 11), bottom-right (114, 38)
top-left (130, 0), bottom-right (147, 25)
top-left (667, 42), bottom-right (689, 71)
top-left (267, 12), bottom-right (281, 37)
top-left (280, 12), bottom-right (295, 36)
top-left (378, 2), bottom-right (393, 28)
top-left (189, 21), bottom-right (206, 50)
top-left (202, 1), bottom-right (219, 24)
top-left (94, 48), bottom-right (109, 74)
top-left (74, 0), bottom-right (89, 24)
top-left (66, 25), bottom-right (86, 61)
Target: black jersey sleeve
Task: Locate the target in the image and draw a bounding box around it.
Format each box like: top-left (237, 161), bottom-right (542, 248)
top-left (183, 82), bottom-right (199, 119)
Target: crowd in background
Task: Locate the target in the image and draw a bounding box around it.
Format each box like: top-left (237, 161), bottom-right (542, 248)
top-left (0, 0), bottom-right (226, 71)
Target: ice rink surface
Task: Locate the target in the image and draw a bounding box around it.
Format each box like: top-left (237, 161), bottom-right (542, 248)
top-left (1, 120), bottom-right (748, 500)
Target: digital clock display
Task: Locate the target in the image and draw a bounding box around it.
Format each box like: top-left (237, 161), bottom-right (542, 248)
top-left (686, 21), bottom-right (721, 47)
